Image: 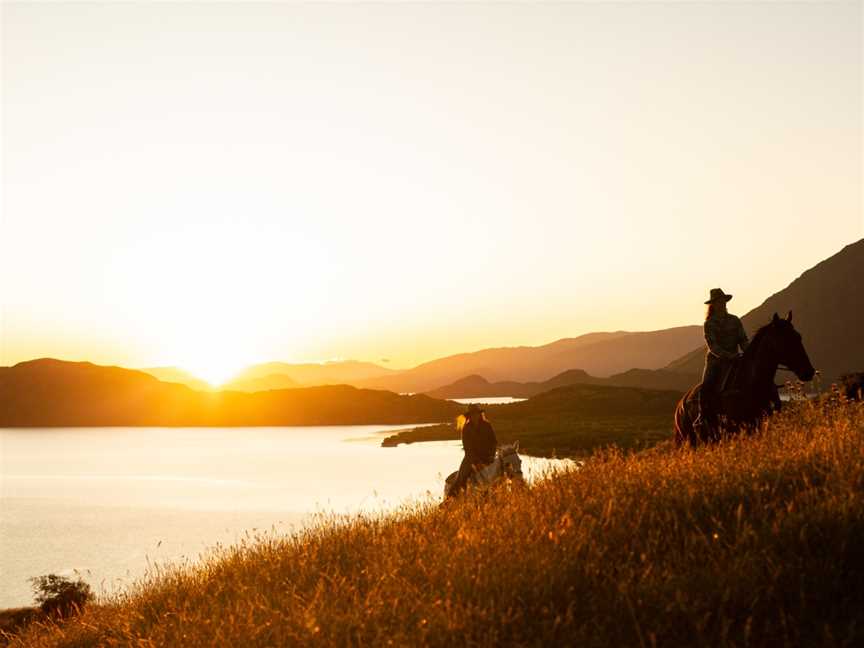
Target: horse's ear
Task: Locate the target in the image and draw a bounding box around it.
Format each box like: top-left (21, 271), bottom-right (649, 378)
top-left (772, 312), bottom-right (780, 324)
top-left (786, 310), bottom-right (793, 323)
top-left (514, 440), bottom-right (519, 451)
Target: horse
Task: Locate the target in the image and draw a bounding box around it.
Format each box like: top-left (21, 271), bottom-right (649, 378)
top-left (443, 442), bottom-right (524, 499)
top-left (674, 311), bottom-right (815, 446)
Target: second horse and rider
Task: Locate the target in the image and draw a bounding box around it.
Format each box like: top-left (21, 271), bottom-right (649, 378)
top-left (446, 286), bottom-right (816, 497)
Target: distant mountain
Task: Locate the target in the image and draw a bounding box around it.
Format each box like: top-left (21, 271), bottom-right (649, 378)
top-left (140, 366), bottom-right (213, 391)
top-left (666, 239), bottom-right (864, 384)
top-left (356, 327), bottom-right (703, 394)
top-left (0, 359), bottom-right (460, 427)
top-left (425, 367), bottom-right (695, 399)
top-left (232, 360), bottom-right (399, 387)
top-left (222, 373), bottom-right (299, 392)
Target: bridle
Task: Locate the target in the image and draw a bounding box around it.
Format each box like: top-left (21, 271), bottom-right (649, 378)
top-left (499, 447), bottom-right (523, 479)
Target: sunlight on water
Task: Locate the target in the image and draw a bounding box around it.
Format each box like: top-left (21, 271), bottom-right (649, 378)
top-left (450, 397), bottom-right (527, 405)
top-left (0, 426), bottom-right (570, 607)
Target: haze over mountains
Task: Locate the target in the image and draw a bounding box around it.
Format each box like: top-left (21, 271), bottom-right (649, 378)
top-left (141, 360), bottom-right (396, 392)
top-left (225, 361), bottom-right (395, 392)
top-left (142, 366), bottom-right (214, 391)
top-left (140, 329), bottom-right (703, 395)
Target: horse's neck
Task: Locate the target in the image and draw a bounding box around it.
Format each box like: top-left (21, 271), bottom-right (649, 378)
top-left (738, 335), bottom-right (779, 395)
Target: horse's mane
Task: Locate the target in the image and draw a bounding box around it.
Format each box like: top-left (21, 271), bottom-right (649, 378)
top-left (742, 318), bottom-right (794, 363)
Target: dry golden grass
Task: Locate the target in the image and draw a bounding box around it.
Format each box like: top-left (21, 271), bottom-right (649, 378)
top-left (7, 396), bottom-right (863, 647)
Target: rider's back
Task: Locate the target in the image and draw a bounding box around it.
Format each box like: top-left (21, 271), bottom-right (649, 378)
top-left (462, 419), bottom-right (497, 465)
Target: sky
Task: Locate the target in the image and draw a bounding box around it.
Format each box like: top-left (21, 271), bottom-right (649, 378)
top-left (2, 1), bottom-right (862, 384)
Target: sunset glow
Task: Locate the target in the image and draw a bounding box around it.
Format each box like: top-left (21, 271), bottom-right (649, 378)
top-left (2, 2), bottom-right (861, 371)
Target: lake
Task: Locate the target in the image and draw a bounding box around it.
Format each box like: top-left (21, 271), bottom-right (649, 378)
top-left (0, 426), bottom-right (567, 608)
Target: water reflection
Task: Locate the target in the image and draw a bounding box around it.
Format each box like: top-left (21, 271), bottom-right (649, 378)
top-left (0, 426), bottom-right (570, 607)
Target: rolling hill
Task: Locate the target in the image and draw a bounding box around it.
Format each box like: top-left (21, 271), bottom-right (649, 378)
top-left (666, 238), bottom-right (864, 384)
top-left (0, 359), bottom-right (460, 427)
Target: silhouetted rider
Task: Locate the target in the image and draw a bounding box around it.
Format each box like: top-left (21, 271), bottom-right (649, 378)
top-left (449, 403), bottom-right (497, 496)
top-left (696, 288), bottom-right (749, 430)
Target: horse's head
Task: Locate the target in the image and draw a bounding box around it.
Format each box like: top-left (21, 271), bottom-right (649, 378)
top-left (498, 441), bottom-right (523, 480)
top-left (764, 312), bottom-right (815, 382)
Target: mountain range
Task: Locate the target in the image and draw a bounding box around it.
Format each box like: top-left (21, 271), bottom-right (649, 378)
top-left (140, 329), bottom-right (704, 395)
top-left (352, 327), bottom-right (704, 394)
top-left (0, 359), bottom-right (459, 427)
top-left (13, 239), bottom-right (863, 405)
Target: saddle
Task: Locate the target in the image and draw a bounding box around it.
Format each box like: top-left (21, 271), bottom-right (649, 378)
top-left (719, 355), bottom-right (743, 394)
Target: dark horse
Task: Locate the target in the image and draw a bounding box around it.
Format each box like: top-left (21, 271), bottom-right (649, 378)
top-left (674, 312), bottom-right (815, 446)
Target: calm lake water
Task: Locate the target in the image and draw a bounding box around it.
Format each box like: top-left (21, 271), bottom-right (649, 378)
top-left (450, 397), bottom-right (526, 405)
top-left (0, 426), bottom-right (566, 608)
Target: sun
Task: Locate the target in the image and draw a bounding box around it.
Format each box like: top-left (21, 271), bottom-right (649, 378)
top-left (182, 359), bottom-right (244, 387)
top-left (108, 221), bottom-right (331, 385)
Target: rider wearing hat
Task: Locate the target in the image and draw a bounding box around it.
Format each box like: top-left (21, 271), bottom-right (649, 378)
top-left (696, 288), bottom-right (750, 430)
top-left (449, 403), bottom-right (498, 496)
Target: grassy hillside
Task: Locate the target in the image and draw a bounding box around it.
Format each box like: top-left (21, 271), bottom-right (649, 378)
top-left (8, 397), bottom-right (861, 647)
top-left (385, 383), bottom-right (682, 457)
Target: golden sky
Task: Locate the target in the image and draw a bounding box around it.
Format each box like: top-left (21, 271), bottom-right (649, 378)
top-left (2, 2), bottom-right (862, 384)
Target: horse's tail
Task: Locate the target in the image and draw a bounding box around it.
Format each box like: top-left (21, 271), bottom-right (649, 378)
top-left (674, 385), bottom-right (699, 446)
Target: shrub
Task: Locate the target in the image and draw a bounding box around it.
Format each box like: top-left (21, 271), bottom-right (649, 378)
top-left (29, 575), bottom-right (92, 618)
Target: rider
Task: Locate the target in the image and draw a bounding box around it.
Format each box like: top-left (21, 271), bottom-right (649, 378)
top-left (449, 403), bottom-right (498, 496)
top-left (695, 288), bottom-right (749, 430)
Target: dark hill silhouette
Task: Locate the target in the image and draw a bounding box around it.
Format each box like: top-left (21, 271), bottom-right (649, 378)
top-left (0, 359), bottom-right (460, 427)
top-left (666, 239), bottom-right (864, 384)
top-left (356, 327), bottom-right (702, 394)
top-left (604, 368), bottom-right (698, 392)
top-left (425, 367), bottom-right (694, 399)
top-left (487, 383), bottom-right (682, 419)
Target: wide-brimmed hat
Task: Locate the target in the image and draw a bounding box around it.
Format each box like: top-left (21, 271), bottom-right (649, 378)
top-left (465, 403), bottom-right (485, 416)
top-left (705, 288), bottom-right (733, 305)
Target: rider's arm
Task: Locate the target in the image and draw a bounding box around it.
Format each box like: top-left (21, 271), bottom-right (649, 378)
top-left (737, 318), bottom-right (749, 352)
